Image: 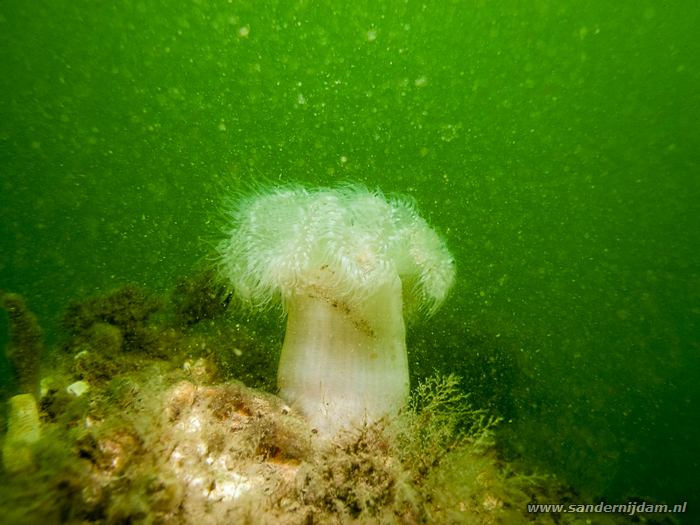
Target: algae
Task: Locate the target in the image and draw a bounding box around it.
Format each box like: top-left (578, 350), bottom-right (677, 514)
top-left (2, 292), bottom-right (44, 398)
top-left (61, 285), bottom-right (163, 356)
top-left (170, 266), bottom-right (231, 327)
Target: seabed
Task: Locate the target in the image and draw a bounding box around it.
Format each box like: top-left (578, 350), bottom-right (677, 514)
top-left (0, 275), bottom-right (669, 524)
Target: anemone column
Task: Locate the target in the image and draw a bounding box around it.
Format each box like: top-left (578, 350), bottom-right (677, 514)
top-left (279, 273), bottom-right (408, 434)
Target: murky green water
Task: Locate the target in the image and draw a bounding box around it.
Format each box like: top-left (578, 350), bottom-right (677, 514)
top-left (1, 1), bottom-right (698, 521)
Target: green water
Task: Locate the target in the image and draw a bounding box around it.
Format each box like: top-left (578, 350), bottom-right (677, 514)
top-left (1, 0), bottom-right (698, 521)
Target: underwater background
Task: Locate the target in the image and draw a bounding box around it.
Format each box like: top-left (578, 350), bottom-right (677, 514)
top-left (1, 0), bottom-right (698, 522)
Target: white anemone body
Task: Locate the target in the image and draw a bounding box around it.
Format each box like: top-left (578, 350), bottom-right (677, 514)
top-left (218, 186), bottom-right (454, 434)
top-left (279, 273), bottom-right (408, 434)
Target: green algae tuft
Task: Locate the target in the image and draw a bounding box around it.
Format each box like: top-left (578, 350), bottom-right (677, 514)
top-left (2, 292), bottom-right (44, 398)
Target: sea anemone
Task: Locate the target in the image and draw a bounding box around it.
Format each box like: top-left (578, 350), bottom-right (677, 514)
top-left (217, 185), bottom-right (455, 435)
top-left (2, 393), bottom-right (41, 473)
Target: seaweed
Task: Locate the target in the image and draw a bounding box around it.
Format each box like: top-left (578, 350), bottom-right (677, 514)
top-left (170, 266), bottom-right (231, 327)
top-left (1, 292), bottom-right (44, 398)
top-left (61, 284), bottom-right (162, 355)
